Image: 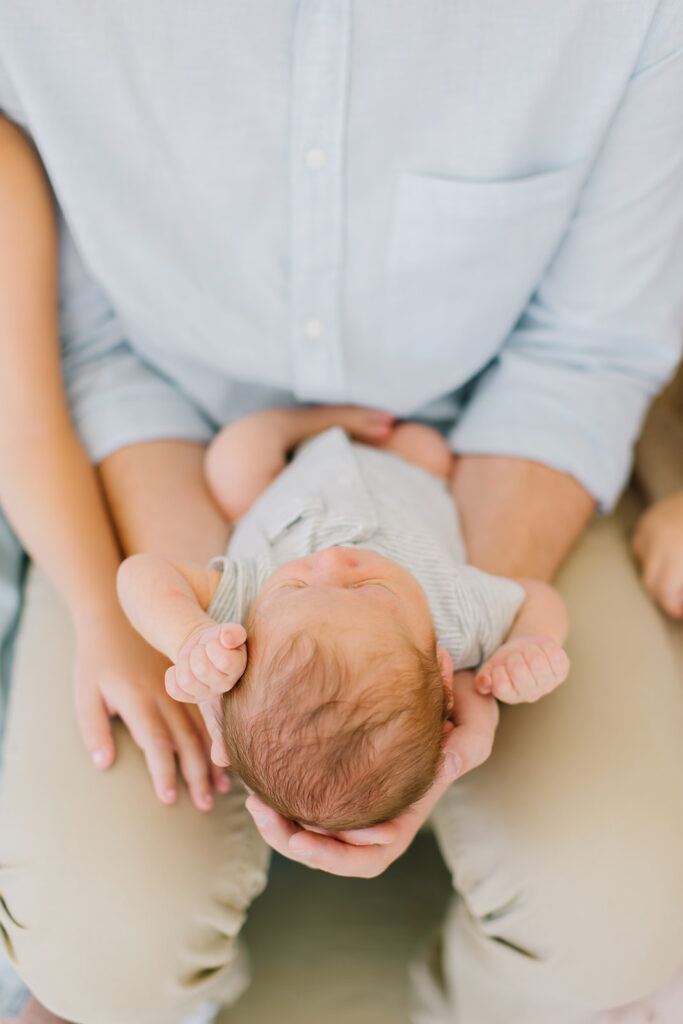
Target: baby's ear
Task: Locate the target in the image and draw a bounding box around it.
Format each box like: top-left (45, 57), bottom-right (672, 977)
top-left (437, 645), bottom-right (454, 694)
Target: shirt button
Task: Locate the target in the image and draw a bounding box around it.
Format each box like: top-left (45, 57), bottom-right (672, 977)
top-left (305, 147), bottom-right (326, 170)
top-left (303, 317), bottom-right (324, 341)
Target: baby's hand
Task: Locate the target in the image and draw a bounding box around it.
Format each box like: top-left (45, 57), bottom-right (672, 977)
top-left (475, 635), bottom-right (570, 704)
top-left (632, 491), bottom-right (683, 619)
top-left (165, 622), bottom-right (248, 703)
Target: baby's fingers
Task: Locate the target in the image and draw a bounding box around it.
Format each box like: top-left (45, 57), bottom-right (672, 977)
top-left (538, 638), bottom-right (571, 683)
top-left (202, 626), bottom-right (247, 686)
top-left (165, 664), bottom-right (199, 703)
top-left (174, 625), bottom-right (247, 699)
top-left (490, 663), bottom-right (525, 704)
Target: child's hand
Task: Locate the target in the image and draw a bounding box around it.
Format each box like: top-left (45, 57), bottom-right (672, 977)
top-left (632, 491), bottom-right (683, 619)
top-left (165, 622), bottom-right (248, 703)
top-left (475, 634), bottom-right (570, 704)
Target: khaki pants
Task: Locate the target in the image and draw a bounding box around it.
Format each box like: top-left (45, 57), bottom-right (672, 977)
top-left (1, 501), bottom-right (682, 1024)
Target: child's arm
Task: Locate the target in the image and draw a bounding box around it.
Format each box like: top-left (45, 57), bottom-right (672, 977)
top-left (632, 490), bottom-right (683, 619)
top-left (475, 578), bottom-right (570, 703)
top-left (117, 554), bottom-right (247, 701)
top-left (0, 116), bottom-right (224, 810)
top-left (205, 405), bottom-right (394, 521)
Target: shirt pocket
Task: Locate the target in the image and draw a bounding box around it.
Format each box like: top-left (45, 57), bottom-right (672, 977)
top-left (383, 166), bottom-right (584, 370)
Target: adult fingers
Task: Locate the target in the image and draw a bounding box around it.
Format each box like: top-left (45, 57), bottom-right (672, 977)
top-left (116, 694), bottom-right (178, 805)
top-left (641, 549), bottom-right (665, 597)
top-left (186, 702), bottom-right (232, 793)
top-left (656, 561), bottom-right (683, 619)
top-left (318, 821), bottom-right (398, 846)
top-left (630, 519), bottom-right (650, 564)
top-left (162, 699), bottom-right (215, 811)
top-left (196, 697), bottom-right (232, 767)
top-left (245, 797), bottom-right (386, 878)
top-left (446, 672), bottom-right (499, 778)
top-left (74, 681), bottom-right (115, 770)
top-left (210, 758), bottom-right (232, 793)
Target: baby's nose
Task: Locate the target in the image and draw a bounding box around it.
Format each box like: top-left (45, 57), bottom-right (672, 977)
top-left (309, 546), bottom-right (358, 583)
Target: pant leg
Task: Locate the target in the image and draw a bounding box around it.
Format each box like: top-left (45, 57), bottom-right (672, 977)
top-left (0, 566), bottom-right (270, 1024)
top-left (413, 501), bottom-right (683, 1024)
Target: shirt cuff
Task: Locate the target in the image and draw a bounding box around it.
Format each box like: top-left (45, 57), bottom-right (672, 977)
top-left (448, 359), bottom-right (652, 512)
top-left (72, 388), bottom-right (215, 464)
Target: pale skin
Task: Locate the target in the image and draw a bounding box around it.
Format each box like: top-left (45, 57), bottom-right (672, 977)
top-left (0, 114), bottom-right (593, 1024)
top-left (632, 490), bottom-right (683, 620)
top-left (0, 115), bottom-right (231, 818)
top-left (118, 410), bottom-right (570, 725)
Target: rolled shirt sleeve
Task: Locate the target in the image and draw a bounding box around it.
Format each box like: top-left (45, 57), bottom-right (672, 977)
top-left (449, 0), bottom-right (683, 511)
top-left (1, 62), bottom-right (216, 465)
top-left (206, 557), bottom-right (264, 627)
top-left (57, 218), bottom-right (217, 464)
top-left (451, 566), bottom-right (527, 668)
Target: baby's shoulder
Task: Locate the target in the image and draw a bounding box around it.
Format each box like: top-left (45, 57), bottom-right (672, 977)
top-left (206, 554), bottom-right (269, 626)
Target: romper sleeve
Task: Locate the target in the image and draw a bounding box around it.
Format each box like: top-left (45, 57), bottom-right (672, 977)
top-left (206, 557), bottom-right (264, 627)
top-left (451, 566), bottom-right (526, 668)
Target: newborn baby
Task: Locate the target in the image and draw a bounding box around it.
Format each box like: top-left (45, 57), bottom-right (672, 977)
top-left (118, 407), bottom-right (569, 830)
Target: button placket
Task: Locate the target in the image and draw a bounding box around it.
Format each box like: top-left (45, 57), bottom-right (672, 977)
top-left (288, 0), bottom-right (351, 398)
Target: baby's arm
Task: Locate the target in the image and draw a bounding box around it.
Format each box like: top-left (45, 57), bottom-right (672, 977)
top-left (205, 405), bottom-right (394, 521)
top-left (632, 490), bottom-right (683, 619)
top-left (475, 579), bottom-right (570, 703)
top-left (117, 554), bottom-right (247, 701)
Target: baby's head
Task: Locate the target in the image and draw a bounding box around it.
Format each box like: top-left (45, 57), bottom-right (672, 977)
top-left (219, 547), bottom-right (453, 830)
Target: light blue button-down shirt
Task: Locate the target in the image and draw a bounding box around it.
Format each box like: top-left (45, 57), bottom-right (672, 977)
top-left (0, 2), bottom-right (682, 513)
top-left (0, 5), bottom-right (681, 1006)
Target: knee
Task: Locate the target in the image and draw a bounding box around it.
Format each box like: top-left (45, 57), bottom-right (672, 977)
top-left (480, 837), bottom-right (683, 1009)
top-left (7, 873), bottom-right (259, 1024)
top-left (436, 778), bottom-right (683, 1011)
top-left (1, 801), bottom-right (269, 1023)
top-left (548, 870), bottom-right (682, 1007)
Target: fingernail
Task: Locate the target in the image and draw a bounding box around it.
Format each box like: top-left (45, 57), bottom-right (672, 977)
top-left (92, 749), bottom-right (109, 769)
top-left (446, 753), bottom-right (462, 781)
top-left (163, 787), bottom-right (177, 802)
top-left (221, 625), bottom-right (245, 647)
top-left (250, 810), bottom-right (271, 826)
top-left (203, 792), bottom-right (214, 809)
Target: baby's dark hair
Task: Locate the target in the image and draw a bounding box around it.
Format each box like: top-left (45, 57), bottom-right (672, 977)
top-left (219, 626), bottom-right (449, 830)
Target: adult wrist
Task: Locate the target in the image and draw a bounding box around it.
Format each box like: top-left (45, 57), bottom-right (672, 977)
top-left (72, 593), bottom-right (129, 635)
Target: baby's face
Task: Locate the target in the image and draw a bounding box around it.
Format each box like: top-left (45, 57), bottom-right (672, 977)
top-left (247, 546), bottom-right (435, 657)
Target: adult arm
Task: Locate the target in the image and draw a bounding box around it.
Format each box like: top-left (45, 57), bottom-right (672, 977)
top-left (0, 116), bottom-right (124, 622)
top-left (98, 440), bottom-right (235, 763)
top-left (453, 456), bottom-right (595, 581)
top-left (247, 3), bottom-right (683, 874)
top-left (0, 116), bottom-right (228, 810)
